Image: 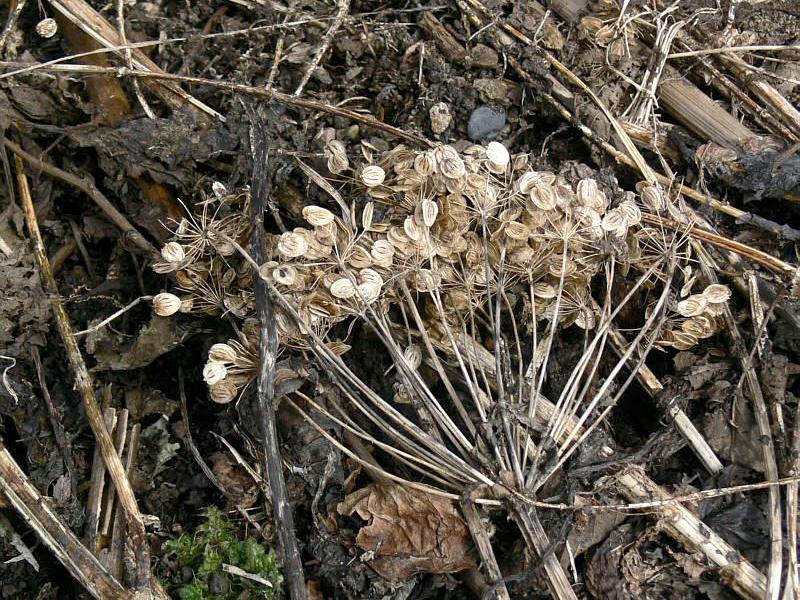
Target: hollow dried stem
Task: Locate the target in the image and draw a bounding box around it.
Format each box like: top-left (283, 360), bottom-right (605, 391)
top-left (15, 155), bottom-right (160, 598)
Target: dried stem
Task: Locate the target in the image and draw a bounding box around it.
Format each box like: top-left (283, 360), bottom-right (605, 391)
top-left (15, 155), bottom-right (160, 598)
top-left (616, 466), bottom-right (767, 600)
top-left (5, 138), bottom-right (158, 258)
top-left (294, 0), bottom-right (350, 96)
top-left (0, 442), bottom-right (133, 600)
top-left (248, 111), bottom-right (307, 600)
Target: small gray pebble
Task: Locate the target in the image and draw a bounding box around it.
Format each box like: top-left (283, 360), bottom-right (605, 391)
top-left (468, 105), bottom-right (506, 141)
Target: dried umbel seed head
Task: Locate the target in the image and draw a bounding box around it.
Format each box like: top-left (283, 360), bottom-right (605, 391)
top-left (203, 362), bottom-right (228, 385)
top-left (36, 18), bottom-right (58, 38)
top-left (209, 343), bottom-right (238, 363)
top-left (303, 205), bottom-right (335, 227)
top-left (161, 242), bottom-right (186, 264)
top-left (429, 102), bottom-right (452, 135)
top-left (702, 284), bottom-right (731, 304)
top-left (361, 165), bottom-right (386, 187)
top-left (153, 292), bottom-right (182, 316)
top-left (485, 142), bottom-right (510, 173)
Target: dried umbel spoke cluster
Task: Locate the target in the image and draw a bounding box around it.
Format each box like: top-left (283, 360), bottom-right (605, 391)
top-left (152, 185), bottom-right (254, 318)
top-left (660, 282), bottom-right (732, 350)
top-left (150, 141), bottom-right (727, 404)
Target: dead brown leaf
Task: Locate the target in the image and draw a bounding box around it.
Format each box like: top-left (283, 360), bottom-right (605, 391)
top-left (337, 483), bottom-right (474, 580)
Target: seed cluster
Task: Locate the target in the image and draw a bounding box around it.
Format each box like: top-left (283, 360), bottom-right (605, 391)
top-left (150, 142), bottom-right (729, 404)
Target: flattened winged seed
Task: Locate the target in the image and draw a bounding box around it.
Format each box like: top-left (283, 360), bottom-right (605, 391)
top-left (468, 105), bottom-right (506, 141)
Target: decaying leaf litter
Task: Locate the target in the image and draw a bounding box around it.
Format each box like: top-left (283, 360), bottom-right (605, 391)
top-left (0, 0), bottom-right (799, 598)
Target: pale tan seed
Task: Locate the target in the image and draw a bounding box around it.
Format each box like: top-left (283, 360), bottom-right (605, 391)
top-left (533, 282), bottom-right (557, 299)
top-left (403, 345), bottom-right (423, 370)
top-left (209, 380), bottom-right (237, 404)
top-left (153, 292), bottom-right (182, 316)
top-left (362, 202), bottom-right (375, 230)
top-left (303, 205), bottom-right (336, 226)
top-left (359, 268), bottom-right (383, 287)
top-left (676, 294), bottom-right (708, 317)
top-left (421, 199), bottom-right (438, 227)
top-left (36, 18), bottom-right (58, 38)
top-left (486, 141), bottom-right (510, 173)
top-left (530, 184), bottom-right (557, 211)
top-left (161, 242), bottom-right (185, 263)
top-left (404, 215), bottom-right (424, 242)
top-left (702, 283), bottom-right (731, 304)
top-left (505, 221), bottom-right (530, 241)
top-left (330, 278), bottom-right (357, 299)
top-left (361, 165), bottom-right (386, 187)
top-left (414, 152), bottom-right (436, 176)
top-left (357, 281), bottom-right (382, 303)
top-left (209, 343), bottom-right (237, 363)
top-left (371, 239), bottom-right (395, 265)
top-left (671, 331), bottom-right (699, 350)
top-left (618, 199), bottom-right (641, 226)
top-left (272, 265), bottom-right (297, 286)
top-left (348, 244), bottom-right (373, 269)
top-left (277, 231), bottom-right (308, 258)
top-left (203, 362), bottom-right (228, 385)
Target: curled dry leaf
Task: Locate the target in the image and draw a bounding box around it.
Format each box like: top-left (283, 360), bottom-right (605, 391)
top-left (337, 483), bottom-right (475, 580)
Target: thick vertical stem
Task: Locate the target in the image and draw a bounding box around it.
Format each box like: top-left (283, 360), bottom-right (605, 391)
top-left (248, 109), bottom-right (308, 600)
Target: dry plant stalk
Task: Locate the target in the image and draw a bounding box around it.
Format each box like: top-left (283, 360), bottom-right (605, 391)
top-left (0, 443), bottom-right (134, 600)
top-left (15, 155), bottom-right (163, 599)
top-left (616, 466), bottom-right (767, 600)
